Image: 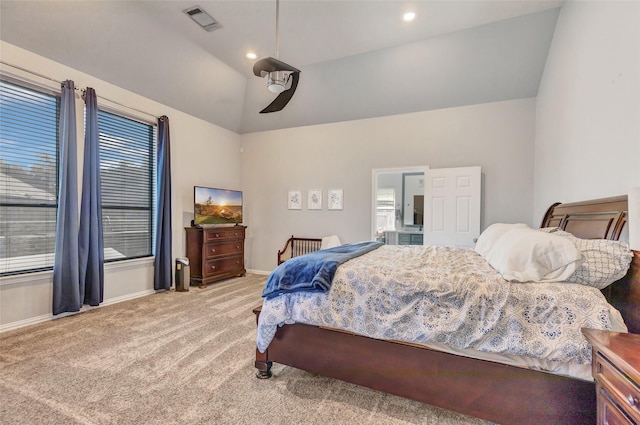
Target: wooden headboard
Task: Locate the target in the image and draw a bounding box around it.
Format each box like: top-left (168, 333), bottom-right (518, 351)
top-left (541, 195), bottom-right (640, 334)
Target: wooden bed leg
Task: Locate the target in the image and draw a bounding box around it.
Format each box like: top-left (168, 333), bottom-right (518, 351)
top-left (253, 305), bottom-right (272, 378)
top-left (255, 348), bottom-right (272, 379)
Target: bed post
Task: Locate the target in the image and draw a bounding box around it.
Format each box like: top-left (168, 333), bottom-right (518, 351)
top-left (255, 348), bottom-right (272, 379)
top-left (607, 250), bottom-right (640, 334)
top-left (253, 305), bottom-right (273, 379)
top-left (540, 202), bottom-right (561, 227)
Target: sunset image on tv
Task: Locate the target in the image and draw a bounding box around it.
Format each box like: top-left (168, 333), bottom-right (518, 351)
top-left (194, 187), bottom-right (243, 225)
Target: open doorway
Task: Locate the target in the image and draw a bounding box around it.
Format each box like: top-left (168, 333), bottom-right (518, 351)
top-left (371, 166), bottom-right (427, 243)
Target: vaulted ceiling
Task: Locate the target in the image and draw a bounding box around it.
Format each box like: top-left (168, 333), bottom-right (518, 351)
top-left (0, 1), bottom-right (562, 134)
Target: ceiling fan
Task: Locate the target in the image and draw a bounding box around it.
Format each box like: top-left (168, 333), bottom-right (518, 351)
top-left (253, 0), bottom-right (300, 113)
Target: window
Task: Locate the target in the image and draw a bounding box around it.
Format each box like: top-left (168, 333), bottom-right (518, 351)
top-left (97, 109), bottom-right (156, 261)
top-left (0, 78), bottom-right (157, 275)
top-left (0, 79), bottom-right (60, 275)
top-left (376, 187), bottom-right (396, 233)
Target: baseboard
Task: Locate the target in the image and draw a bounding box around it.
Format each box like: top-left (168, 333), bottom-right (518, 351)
top-left (101, 289), bottom-right (156, 307)
top-left (0, 313), bottom-right (54, 333)
top-left (246, 269), bottom-right (271, 276)
top-left (0, 288), bottom-right (156, 333)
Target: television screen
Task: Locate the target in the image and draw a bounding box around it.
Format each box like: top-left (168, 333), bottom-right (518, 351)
top-left (194, 186), bottom-right (243, 225)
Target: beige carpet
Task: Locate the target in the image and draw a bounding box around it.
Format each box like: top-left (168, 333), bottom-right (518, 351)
top-left (0, 274), bottom-right (491, 425)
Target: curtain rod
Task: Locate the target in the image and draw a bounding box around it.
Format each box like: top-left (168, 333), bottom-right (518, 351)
top-left (0, 60), bottom-right (160, 121)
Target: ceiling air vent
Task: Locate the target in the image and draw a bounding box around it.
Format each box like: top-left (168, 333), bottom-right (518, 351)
top-left (183, 6), bottom-right (222, 32)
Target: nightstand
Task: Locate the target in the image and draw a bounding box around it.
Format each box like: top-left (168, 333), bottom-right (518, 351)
top-left (582, 328), bottom-right (640, 425)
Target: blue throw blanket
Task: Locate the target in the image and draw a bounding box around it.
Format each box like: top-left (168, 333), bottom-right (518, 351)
top-left (262, 241), bottom-right (383, 299)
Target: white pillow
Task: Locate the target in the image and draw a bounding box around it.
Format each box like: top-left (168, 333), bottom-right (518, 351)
top-left (485, 227), bottom-right (582, 282)
top-left (475, 223), bottom-right (529, 258)
top-left (321, 235), bottom-right (342, 249)
top-left (544, 229), bottom-right (632, 289)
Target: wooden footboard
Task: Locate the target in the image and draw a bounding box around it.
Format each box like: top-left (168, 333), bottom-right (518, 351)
top-left (253, 306), bottom-right (596, 425)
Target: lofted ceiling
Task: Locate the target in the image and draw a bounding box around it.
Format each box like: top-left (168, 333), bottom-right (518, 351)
top-left (0, 1), bottom-right (562, 134)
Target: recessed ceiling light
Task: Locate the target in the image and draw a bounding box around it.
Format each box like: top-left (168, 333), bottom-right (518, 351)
top-left (246, 52), bottom-right (257, 60)
top-left (403, 12), bottom-right (416, 22)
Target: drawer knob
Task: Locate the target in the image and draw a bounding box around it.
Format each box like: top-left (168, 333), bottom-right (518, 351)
top-left (628, 394), bottom-right (639, 407)
top-left (215, 233), bottom-right (219, 238)
top-left (211, 265), bottom-right (216, 270)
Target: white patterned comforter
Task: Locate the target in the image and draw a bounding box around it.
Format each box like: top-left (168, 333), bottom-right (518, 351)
top-left (256, 245), bottom-right (626, 365)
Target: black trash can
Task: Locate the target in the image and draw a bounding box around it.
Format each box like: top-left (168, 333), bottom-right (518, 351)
top-left (175, 257), bottom-right (190, 292)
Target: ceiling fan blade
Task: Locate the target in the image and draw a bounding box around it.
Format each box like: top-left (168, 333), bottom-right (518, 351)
top-left (253, 57), bottom-right (300, 76)
top-left (260, 71), bottom-right (299, 113)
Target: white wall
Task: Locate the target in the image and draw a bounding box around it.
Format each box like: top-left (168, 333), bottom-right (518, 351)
top-left (534, 1), bottom-right (640, 220)
top-left (240, 98), bottom-right (536, 272)
top-left (0, 42), bottom-right (242, 330)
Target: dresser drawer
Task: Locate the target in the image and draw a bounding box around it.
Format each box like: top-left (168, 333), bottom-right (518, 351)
top-left (204, 240), bottom-right (244, 258)
top-left (599, 386), bottom-right (635, 425)
top-left (204, 256), bottom-right (244, 277)
top-left (204, 228), bottom-right (245, 241)
top-left (595, 353), bottom-right (640, 423)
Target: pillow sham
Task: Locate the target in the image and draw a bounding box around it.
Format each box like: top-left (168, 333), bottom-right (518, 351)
top-left (485, 227), bottom-right (582, 282)
top-left (542, 229), bottom-right (632, 289)
top-left (474, 222), bottom-right (529, 258)
top-left (321, 235), bottom-right (342, 249)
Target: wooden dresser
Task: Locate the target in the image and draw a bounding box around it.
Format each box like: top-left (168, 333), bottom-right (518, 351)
top-left (185, 225), bottom-right (246, 288)
top-left (583, 328), bottom-right (640, 425)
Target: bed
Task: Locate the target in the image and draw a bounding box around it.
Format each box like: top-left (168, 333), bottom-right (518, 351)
top-left (253, 195), bottom-right (639, 425)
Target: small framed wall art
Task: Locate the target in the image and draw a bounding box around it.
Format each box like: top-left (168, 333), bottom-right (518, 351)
top-left (328, 189), bottom-right (343, 210)
top-left (288, 190), bottom-right (302, 210)
top-left (308, 189), bottom-right (322, 210)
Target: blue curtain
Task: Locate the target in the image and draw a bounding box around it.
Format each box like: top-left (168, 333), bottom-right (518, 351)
top-left (53, 80), bottom-right (80, 315)
top-left (78, 88), bottom-right (104, 306)
top-left (154, 116), bottom-right (172, 290)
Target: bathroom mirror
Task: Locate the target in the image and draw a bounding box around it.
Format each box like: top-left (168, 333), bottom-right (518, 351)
top-left (402, 173), bottom-right (425, 227)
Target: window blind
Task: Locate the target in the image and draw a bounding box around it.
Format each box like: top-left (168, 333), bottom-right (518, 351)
top-left (0, 79), bottom-right (60, 275)
top-left (97, 109), bottom-right (156, 261)
top-left (376, 187), bottom-right (396, 232)
top-left (376, 188), bottom-right (396, 210)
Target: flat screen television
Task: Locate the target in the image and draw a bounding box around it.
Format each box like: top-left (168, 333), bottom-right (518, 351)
top-left (194, 186), bottom-right (243, 225)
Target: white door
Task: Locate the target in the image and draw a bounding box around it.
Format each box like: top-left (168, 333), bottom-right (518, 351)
top-left (423, 166), bottom-right (481, 247)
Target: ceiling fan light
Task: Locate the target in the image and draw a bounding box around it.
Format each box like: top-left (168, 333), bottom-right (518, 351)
top-left (267, 71), bottom-right (288, 93)
top-left (268, 82), bottom-right (286, 94)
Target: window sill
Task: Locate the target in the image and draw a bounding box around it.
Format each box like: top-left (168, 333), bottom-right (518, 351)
top-left (0, 269), bottom-right (52, 286)
top-left (104, 256), bottom-right (154, 271)
top-left (0, 256), bottom-right (154, 287)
